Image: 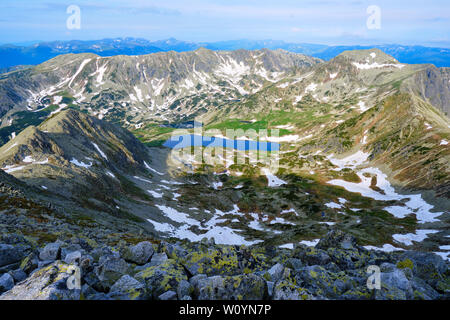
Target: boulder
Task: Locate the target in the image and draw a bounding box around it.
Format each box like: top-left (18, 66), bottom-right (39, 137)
top-left (95, 254), bottom-right (129, 289)
top-left (39, 242), bottom-right (61, 261)
top-left (158, 290), bottom-right (177, 300)
top-left (122, 241), bottom-right (154, 265)
top-left (266, 263), bottom-right (284, 282)
top-left (135, 259), bottom-right (188, 298)
top-left (108, 275), bottom-right (147, 300)
top-left (177, 279), bottom-right (193, 299)
top-left (399, 251), bottom-right (448, 287)
top-left (0, 273), bottom-right (14, 293)
top-left (181, 247), bottom-right (240, 276)
top-left (64, 251), bottom-right (82, 265)
top-left (9, 269), bottom-right (27, 283)
top-left (149, 252), bottom-right (168, 267)
top-left (273, 280), bottom-right (314, 300)
top-left (195, 274), bottom-right (267, 300)
top-left (0, 244), bottom-right (26, 268)
top-left (0, 262), bottom-right (81, 300)
top-left (292, 246), bottom-right (331, 266)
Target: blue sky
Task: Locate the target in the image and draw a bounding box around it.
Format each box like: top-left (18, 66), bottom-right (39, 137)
top-left (0, 0), bottom-right (449, 47)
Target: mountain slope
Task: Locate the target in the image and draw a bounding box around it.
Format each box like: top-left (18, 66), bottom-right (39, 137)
top-left (0, 48), bottom-right (320, 146)
top-left (0, 109), bottom-right (159, 220)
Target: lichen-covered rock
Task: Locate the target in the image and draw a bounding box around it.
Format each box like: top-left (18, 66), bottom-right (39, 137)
top-left (195, 274), bottom-right (267, 300)
top-left (292, 246), bottom-right (331, 266)
top-left (19, 253), bottom-right (39, 274)
top-left (135, 259), bottom-right (188, 298)
top-left (181, 246), bottom-right (240, 276)
top-left (325, 247), bottom-right (371, 270)
top-left (159, 242), bottom-right (188, 260)
top-left (371, 267), bottom-right (415, 300)
top-left (122, 241), bottom-right (154, 265)
top-left (273, 280), bottom-right (314, 300)
top-left (108, 275), bottom-right (147, 300)
top-left (410, 277), bottom-right (440, 300)
top-left (266, 263), bottom-right (284, 282)
top-left (399, 251), bottom-right (448, 288)
top-left (0, 262), bottom-right (80, 300)
top-left (95, 254), bottom-right (129, 289)
top-left (296, 265), bottom-right (362, 298)
top-left (177, 279), bottom-right (193, 299)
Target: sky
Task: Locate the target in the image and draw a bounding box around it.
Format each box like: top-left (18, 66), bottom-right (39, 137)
top-left (0, 0), bottom-right (449, 47)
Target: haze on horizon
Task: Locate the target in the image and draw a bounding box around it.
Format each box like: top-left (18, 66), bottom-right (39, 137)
top-left (0, 0), bottom-right (449, 48)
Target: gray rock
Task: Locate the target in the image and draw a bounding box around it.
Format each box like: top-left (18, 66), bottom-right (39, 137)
top-left (37, 260), bottom-right (54, 269)
top-left (410, 277), bottom-right (441, 300)
top-left (273, 280), bottom-right (314, 300)
top-left (177, 279), bottom-right (193, 299)
top-left (158, 290), bottom-right (177, 300)
top-left (189, 274), bottom-right (207, 287)
top-left (149, 252), bottom-right (168, 267)
top-left (159, 242), bottom-right (188, 260)
top-left (122, 241), bottom-right (154, 265)
top-left (61, 245), bottom-right (82, 260)
top-left (0, 262), bottom-right (81, 300)
top-left (285, 258), bottom-right (303, 271)
top-left (181, 295), bottom-right (192, 300)
top-left (86, 292), bottom-right (111, 300)
top-left (399, 251), bottom-right (448, 286)
top-left (95, 255), bottom-right (129, 289)
top-left (135, 259), bottom-right (188, 298)
top-left (109, 275), bottom-right (147, 300)
top-left (9, 269), bottom-right (27, 283)
top-left (293, 246), bottom-right (331, 266)
top-left (0, 244), bottom-right (25, 267)
top-left (0, 273), bottom-right (14, 293)
top-left (267, 281), bottom-right (274, 298)
top-left (81, 284), bottom-right (97, 298)
top-left (64, 251), bottom-right (82, 265)
top-left (196, 274), bottom-right (267, 300)
top-left (91, 246), bottom-right (113, 263)
top-left (380, 262), bottom-right (396, 273)
top-left (39, 242), bottom-right (61, 261)
top-left (267, 263), bottom-right (284, 282)
top-left (381, 269), bottom-right (411, 292)
top-left (298, 265), bottom-right (353, 297)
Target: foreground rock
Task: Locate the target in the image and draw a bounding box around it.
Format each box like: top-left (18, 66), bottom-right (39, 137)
top-left (0, 262), bottom-right (80, 300)
top-left (0, 231), bottom-right (448, 300)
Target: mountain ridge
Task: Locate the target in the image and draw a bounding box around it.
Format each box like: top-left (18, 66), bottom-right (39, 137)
top-left (1, 38), bottom-right (450, 70)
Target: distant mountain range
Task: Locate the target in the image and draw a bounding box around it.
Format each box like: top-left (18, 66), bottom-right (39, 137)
top-left (1, 37), bottom-right (450, 70)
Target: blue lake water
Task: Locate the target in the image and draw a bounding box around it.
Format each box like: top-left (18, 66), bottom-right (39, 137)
top-left (163, 135), bottom-right (280, 152)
